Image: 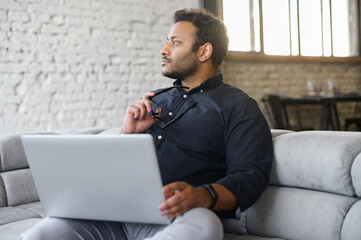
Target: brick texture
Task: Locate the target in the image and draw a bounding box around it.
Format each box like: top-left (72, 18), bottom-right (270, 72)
top-left (222, 61), bottom-right (361, 130)
top-left (1, 0), bottom-right (360, 133)
top-left (0, 0), bottom-right (200, 133)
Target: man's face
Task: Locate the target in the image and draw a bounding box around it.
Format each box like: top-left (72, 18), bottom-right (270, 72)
top-left (160, 21), bottom-right (199, 80)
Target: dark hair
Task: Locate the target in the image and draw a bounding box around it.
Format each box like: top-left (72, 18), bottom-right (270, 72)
top-left (174, 9), bottom-right (229, 70)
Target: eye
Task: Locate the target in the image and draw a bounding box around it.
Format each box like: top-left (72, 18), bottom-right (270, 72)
top-left (173, 41), bottom-right (180, 46)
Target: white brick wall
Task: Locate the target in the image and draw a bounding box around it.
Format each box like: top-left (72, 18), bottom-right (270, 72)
top-left (0, 0), bottom-right (200, 133)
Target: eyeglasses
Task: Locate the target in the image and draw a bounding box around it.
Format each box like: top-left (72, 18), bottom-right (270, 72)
top-left (150, 98), bottom-right (166, 129)
top-left (148, 85), bottom-right (190, 129)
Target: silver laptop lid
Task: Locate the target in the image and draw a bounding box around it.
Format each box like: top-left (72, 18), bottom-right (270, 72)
top-left (21, 134), bottom-right (170, 225)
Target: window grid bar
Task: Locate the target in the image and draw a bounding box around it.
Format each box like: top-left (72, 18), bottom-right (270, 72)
top-left (329, 0), bottom-right (334, 56)
top-left (258, 0), bottom-right (265, 54)
top-left (218, 0), bottom-right (360, 57)
top-left (358, 0), bottom-right (361, 56)
top-left (321, 0), bottom-right (325, 56)
top-left (296, 0), bottom-right (301, 56)
top-left (249, 0), bottom-right (255, 51)
top-left (288, 0), bottom-right (292, 56)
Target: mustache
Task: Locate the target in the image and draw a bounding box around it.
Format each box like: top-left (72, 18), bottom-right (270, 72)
top-left (162, 56), bottom-right (170, 62)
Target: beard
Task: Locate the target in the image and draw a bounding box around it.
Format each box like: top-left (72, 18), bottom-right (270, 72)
top-left (161, 52), bottom-right (199, 80)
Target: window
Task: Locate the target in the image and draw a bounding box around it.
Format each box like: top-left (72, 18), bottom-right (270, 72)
top-left (221, 0), bottom-right (360, 57)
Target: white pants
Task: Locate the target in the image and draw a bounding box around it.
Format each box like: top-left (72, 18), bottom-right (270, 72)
top-left (20, 208), bottom-right (223, 240)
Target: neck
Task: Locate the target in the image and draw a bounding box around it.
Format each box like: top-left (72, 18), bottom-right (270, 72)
top-left (181, 66), bottom-right (217, 91)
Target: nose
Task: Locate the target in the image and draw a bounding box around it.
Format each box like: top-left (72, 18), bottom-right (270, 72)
top-left (160, 43), bottom-right (170, 56)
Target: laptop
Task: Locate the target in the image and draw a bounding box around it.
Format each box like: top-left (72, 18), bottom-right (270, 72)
top-left (21, 134), bottom-right (170, 225)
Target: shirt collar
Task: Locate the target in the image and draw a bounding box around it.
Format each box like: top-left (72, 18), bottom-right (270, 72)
top-left (173, 72), bottom-right (224, 93)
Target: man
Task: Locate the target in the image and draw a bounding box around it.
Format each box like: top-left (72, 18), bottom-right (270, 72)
top-left (21, 8), bottom-right (272, 240)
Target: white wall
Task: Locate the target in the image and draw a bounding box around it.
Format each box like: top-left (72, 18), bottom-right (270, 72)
top-left (0, 0), bottom-right (200, 133)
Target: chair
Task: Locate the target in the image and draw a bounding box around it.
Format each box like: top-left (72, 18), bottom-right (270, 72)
top-left (344, 102), bottom-right (361, 131)
top-left (262, 94), bottom-right (313, 131)
top-left (262, 94), bottom-right (287, 129)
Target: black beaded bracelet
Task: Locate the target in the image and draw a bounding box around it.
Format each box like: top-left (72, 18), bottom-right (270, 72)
top-left (201, 184), bottom-right (218, 210)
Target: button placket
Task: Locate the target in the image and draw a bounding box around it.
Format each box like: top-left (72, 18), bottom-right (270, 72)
top-left (154, 128), bottom-right (166, 148)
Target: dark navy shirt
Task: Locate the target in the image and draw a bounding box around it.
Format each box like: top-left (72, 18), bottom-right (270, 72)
top-left (144, 73), bottom-right (273, 218)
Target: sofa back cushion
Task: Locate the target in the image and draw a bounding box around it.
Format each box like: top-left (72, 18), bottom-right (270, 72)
top-left (0, 169), bottom-right (39, 206)
top-left (243, 131), bottom-right (361, 240)
top-left (351, 152), bottom-right (361, 197)
top-left (246, 186), bottom-right (359, 240)
top-left (270, 131), bottom-right (361, 196)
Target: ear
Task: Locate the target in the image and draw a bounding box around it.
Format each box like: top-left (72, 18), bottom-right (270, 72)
top-left (198, 42), bottom-right (213, 62)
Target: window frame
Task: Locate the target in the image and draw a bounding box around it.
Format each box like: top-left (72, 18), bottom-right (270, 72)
top-left (203, 0), bottom-right (361, 63)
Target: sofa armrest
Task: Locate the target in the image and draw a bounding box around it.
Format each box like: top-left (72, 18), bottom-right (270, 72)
top-left (0, 134), bottom-right (28, 172)
top-left (270, 129), bottom-right (294, 138)
top-left (0, 132), bottom-right (56, 172)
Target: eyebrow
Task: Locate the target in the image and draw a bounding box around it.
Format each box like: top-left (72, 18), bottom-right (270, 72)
top-left (167, 36), bottom-right (180, 40)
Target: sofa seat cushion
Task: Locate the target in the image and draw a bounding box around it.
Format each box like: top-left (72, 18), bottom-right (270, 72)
top-left (341, 199), bottom-right (361, 240)
top-left (0, 218), bottom-right (43, 240)
top-left (244, 186), bottom-right (358, 240)
top-left (18, 202), bottom-right (44, 218)
top-left (271, 131), bottom-right (361, 196)
top-left (0, 206), bottom-right (41, 226)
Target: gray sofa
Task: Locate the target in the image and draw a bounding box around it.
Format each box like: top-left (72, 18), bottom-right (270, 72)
top-left (0, 128), bottom-right (360, 240)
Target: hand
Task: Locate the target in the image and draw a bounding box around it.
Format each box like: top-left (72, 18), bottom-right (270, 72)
top-left (122, 92), bottom-right (157, 134)
top-left (158, 182), bottom-right (212, 219)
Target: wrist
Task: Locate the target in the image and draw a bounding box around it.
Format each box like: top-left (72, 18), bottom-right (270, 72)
top-left (200, 184), bottom-right (218, 210)
top-left (199, 187), bottom-right (213, 208)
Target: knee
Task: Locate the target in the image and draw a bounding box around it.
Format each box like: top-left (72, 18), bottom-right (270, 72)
top-left (184, 208), bottom-right (223, 240)
top-left (20, 218), bottom-right (75, 240)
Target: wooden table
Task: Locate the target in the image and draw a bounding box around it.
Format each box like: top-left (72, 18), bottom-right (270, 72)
top-left (279, 93), bottom-right (361, 130)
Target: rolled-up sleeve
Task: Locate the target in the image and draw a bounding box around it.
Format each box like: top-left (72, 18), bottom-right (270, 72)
top-left (216, 98), bottom-right (273, 211)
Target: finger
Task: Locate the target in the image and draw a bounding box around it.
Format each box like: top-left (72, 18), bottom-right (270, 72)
top-left (162, 182), bottom-right (186, 195)
top-left (160, 190), bottom-right (183, 209)
top-left (160, 196), bottom-right (190, 218)
top-left (161, 182), bottom-right (184, 201)
top-left (143, 91), bottom-right (155, 98)
top-left (160, 198), bottom-right (193, 218)
top-left (163, 206), bottom-right (189, 219)
top-left (163, 188), bottom-right (174, 200)
top-left (127, 105), bottom-right (141, 119)
top-left (142, 92), bottom-right (155, 112)
top-left (134, 102), bottom-right (148, 120)
top-left (159, 191), bottom-right (192, 216)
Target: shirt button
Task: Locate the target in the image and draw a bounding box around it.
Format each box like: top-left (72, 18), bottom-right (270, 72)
top-left (200, 89), bottom-right (204, 93)
top-left (157, 135), bottom-right (162, 140)
top-left (183, 94), bottom-right (187, 98)
top-left (168, 112), bottom-right (173, 116)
